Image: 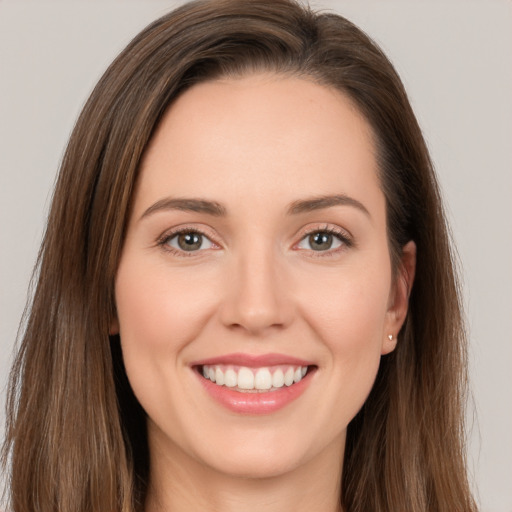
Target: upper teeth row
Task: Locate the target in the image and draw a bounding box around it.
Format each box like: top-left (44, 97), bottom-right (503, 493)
top-left (202, 365), bottom-right (308, 390)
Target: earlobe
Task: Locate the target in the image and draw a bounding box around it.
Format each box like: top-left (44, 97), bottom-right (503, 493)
top-left (382, 240), bottom-right (416, 354)
top-left (382, 333), bottom-right (397, 355)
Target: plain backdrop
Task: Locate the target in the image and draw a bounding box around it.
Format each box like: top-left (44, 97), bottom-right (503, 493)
top-left (0, 1), bottom-right (511, 510)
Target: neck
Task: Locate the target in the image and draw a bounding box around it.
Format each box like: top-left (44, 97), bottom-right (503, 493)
top-left (144, 427), bottom-right (345, 512)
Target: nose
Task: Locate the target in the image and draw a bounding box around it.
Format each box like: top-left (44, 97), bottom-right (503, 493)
top-left (218, 244), bottom-right (293, 336)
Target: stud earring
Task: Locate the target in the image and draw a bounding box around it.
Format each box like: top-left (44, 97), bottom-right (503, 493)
top-left (388, 334), bottom-right (393, 341)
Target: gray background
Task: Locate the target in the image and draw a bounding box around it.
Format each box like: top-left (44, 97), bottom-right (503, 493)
top-left (0, 1), bottom-right (511, 510)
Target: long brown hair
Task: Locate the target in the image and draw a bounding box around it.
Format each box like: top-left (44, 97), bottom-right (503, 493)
top-left (2, 1), bottom-right (477, 511)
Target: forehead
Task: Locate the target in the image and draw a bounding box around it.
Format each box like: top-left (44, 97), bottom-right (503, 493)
top-left (135, 74), bottom-right (383, 221)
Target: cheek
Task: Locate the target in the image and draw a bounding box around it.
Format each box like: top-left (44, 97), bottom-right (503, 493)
top-left (294, 257), bottom-right (391, 408)
top-left (298, 256), bottom-right (391, 341)
top-left (116, 257), bottom-right (218, 343)
top-left (114, 254), bottom-right (225, 438)
top-left (114, 255), bottom-right (221, 391)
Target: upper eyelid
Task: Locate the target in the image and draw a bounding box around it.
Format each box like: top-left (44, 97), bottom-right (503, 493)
top-left (159, 223), bottom-right (219, 243)
top-left (294, 223), bottom-right (351, 239)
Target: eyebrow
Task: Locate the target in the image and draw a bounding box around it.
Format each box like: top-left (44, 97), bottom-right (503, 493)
top-left (140, 197), bottom-right (227, 220)
top-left (286, 194), bottom-right (370, 217)
top-left (139, 194), bottom-right (370, 221)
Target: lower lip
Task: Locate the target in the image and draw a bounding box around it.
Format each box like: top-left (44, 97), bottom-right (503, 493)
top-left (194, 368), bottom-right (316, 414)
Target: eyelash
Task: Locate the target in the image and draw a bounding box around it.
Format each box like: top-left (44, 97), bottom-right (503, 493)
top-left (298, 225), bottom-right (353, 258)
top-left (157, 224), bottom-right (353, 259)
top-left (157, 225), bottom-right (218, 258)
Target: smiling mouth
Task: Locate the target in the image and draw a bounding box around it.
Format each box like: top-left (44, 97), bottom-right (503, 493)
top-left (195, 364), bottom-right (316, 393)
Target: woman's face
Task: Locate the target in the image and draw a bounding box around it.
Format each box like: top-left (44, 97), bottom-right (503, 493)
top-left (114, 74), bottom-right (414, 479)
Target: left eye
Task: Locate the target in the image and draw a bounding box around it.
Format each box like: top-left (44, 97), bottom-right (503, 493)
top-left (166, 231), bottom-right (214, 252)
top-left (297, 231), bottom-right (344, 252)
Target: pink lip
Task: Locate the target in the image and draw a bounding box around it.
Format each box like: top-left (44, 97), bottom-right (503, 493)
top-left (190, 352), bottom-right (314, 368)
top-left (195, 372), bottom-right (315, 414)
top-left (190, 353), bottom-right (317, 415)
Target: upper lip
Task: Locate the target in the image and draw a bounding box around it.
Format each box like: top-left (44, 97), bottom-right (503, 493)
top-left (190, 352), bottom-right (314, 368)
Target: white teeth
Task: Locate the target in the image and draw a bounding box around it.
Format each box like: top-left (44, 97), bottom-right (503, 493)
top-left (215, 367), bottom-right (224, 386)
top-left (284, 367), bottom-right (295, 386)
top-left (254, 368), bottom-right (272, 390)
top-left (200, 364), bottom-right (309, 391)
top-left (237, 367), bottom-right (254, 389)
top-left (272, 369), bottom-right (284, 388)
top-left (224, 368), bottom-right (237, 388)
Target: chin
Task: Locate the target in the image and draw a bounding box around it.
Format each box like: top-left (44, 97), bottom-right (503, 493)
top-left (185, 423), bottom-right (327, 481)
top-left (203, 447), bottom-right (304, 480)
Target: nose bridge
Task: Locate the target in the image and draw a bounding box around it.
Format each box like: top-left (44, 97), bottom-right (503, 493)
top-left (220, 235), bottom-right (291, 334)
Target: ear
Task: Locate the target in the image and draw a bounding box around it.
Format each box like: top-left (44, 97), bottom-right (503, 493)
top-left (382, 240), bottom-right (416, 355)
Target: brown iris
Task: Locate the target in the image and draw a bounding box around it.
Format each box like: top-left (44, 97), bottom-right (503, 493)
top-left (309, 232), bottom-right (334, 251)
top-left (177, 232), bottom-right (203, 251)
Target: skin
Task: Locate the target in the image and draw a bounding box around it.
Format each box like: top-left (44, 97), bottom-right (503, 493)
top-left (113, 73), bottom-right (416, 512)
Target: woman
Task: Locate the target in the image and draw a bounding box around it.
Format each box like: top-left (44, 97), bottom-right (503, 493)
top-left (2, 0), bottom-right (478, 511)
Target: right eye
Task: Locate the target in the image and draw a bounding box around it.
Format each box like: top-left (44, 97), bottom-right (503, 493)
top-left (163, 230), bottom-right (214, 254)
